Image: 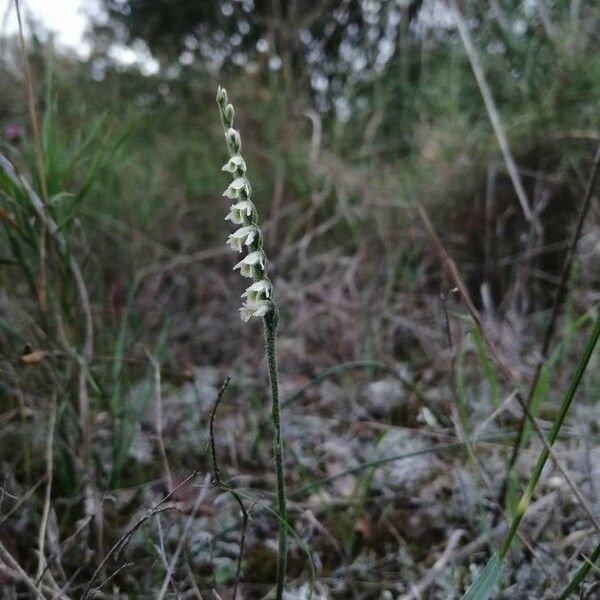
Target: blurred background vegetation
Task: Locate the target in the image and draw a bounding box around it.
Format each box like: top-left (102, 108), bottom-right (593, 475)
top-left (0, 0), bottom-right (599, 597)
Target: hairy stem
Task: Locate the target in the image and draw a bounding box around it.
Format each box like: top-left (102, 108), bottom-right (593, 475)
top-left (264, 312), bottom-right (287, 599)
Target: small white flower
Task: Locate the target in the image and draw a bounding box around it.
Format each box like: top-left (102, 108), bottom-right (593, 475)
top-left (224, 177), bottom-right (250, 199)
top-left (227, 225), bottom-right (258, 252)
top-left (240, 299), bottom-right (271, 321)
top-left (222, 155), bottom-right (246, 175)
top-left (233, 250), bottom-right (266, 278)
top-left (225, 200), bottom-right (254, 225)
top-left (242, 279), bottom-right (272, 302)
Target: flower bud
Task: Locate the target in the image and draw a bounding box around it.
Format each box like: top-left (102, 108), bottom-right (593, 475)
top-left (223, 104), bottom-right (235, 128)
top-left (216, 86), bottom-right (228, 106)
top-left (225, 128), bottom-right (241, 154)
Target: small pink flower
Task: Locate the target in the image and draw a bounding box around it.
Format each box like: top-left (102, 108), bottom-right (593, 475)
top-left (3, 122), bottom-right (22, 142)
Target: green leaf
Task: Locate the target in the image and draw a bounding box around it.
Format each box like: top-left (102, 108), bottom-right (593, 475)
top-left (462, 553), bottom-right (503, 600)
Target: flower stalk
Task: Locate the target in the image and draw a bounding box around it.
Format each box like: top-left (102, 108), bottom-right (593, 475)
top-left (216, 86), bottom-right (287, 598)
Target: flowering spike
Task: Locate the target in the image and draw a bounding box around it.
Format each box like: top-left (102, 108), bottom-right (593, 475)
top-left (216, 87), bottom-right (286, 596)
top-left (217, 87), bottom-right (275, 321)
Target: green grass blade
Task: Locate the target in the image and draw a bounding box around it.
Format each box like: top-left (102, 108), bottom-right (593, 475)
top-left (471, 322), bottom-right (500, 406)
top-left (461, 553), bottom-right (503, 600)
top-left (499, 310), bottom-right (600, 559)
top-left (557, 541), bottom-right (600, 599)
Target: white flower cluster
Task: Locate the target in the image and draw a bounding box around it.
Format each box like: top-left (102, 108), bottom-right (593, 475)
top-left (217, 86), bottom-right (274, 322)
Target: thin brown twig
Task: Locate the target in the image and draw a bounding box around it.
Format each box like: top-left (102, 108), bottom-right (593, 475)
top-left (13, 0), bottom-right (47, 204)
top-left (14, 0), bottom-right (50, 313)
top-left (402, 529), bottom-right (466, 600)
top-left (36, 395), bottom-right (56, 585)
top-left (36, 517), bottom-right (92, 587)
top-left (0, 475), bottom-right (47, 527)
top-left (139, 246), bottom-right (229, 278)
top-left (183, 550), bottom-right (205, 600)
top-left (146, 350), bottom-right (173, 492)
top-left (416, 201), bottom-right (600, 537)
top-left (80, 471), bottom-right (199, 600)
top-left (208, 377), bottom-right (248, 599)
top-left (0, 541), bottom-right (49, 600)
top-left (497, 145), bottom-right (600, 511)
top-left (88, 562), bottom-right (134, 597)
top-left (156, 473), bottom-right (211, 600)
top-left (442, 291), bottom-right (492, 488)
top-left (449, 0), bottom-right (534, 225)
top-left (401, 492), bottom-right (559, 599)
top-left (49, 567), bottom-right (81, 600)
top-left (440, 291), bottom-right (557, 572)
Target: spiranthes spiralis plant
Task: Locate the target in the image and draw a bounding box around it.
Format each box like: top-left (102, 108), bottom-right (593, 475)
top-left (216, 86), bottom-right (288, 599)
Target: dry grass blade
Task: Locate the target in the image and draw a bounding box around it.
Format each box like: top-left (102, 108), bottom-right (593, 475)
top-left (498, 145), bottom-right (600, 509)
top-left (156, 473), bottom-right (211, 600)
top-left (0, 152), bottom-right (102, 557)
top-left (14, 0), bottom-right (50, 313)
top-left (0, 541), bottom-right (51, 600)
top-left (449, 0), bottom-right (534, 225)
top-left (416, 201), bottom-right (600, 536)
top-left (208, 376), bottom-right (248, 599)
top-left (146, 350), bottom-right (173, 492)
top-left (80, 471), bottom-right (199, 599)
top-left (36, 396), bottom-right (56, 585)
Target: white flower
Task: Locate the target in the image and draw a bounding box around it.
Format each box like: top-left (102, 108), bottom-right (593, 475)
top-left (227, 225), bottom-right (258, 252)
top-left (240, 299), bottom-right (271, 321)
top-left (242, 279), bottom-right (272, 302)
top-left (225, 200), bottom-right (254, 225)
top-left (222, 155), bottom-right (246, 175)
top-left (224, 177), bottom-right (250, 199)
top-left (233, 250), bottom-right (266, 278)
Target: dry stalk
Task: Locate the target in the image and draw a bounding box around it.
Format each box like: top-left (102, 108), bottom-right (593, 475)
top-left (208, 377), bottom-right (248, 599)
top-left (449, 0), bottom-right (534, 226)
top-left (36, 396), bottom-right (56, 584)
top-left (146, 350), bottom-right (173, 492)
top-left (416, 202), bottom-right (600, 536)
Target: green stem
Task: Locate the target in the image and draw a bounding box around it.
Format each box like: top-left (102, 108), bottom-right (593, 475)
top-left (557, 539), bottom-right (600, 599)
top-left (264, 311), bottom-right (287, 599)
top-left (499, 312), bottom-right (600, 559)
